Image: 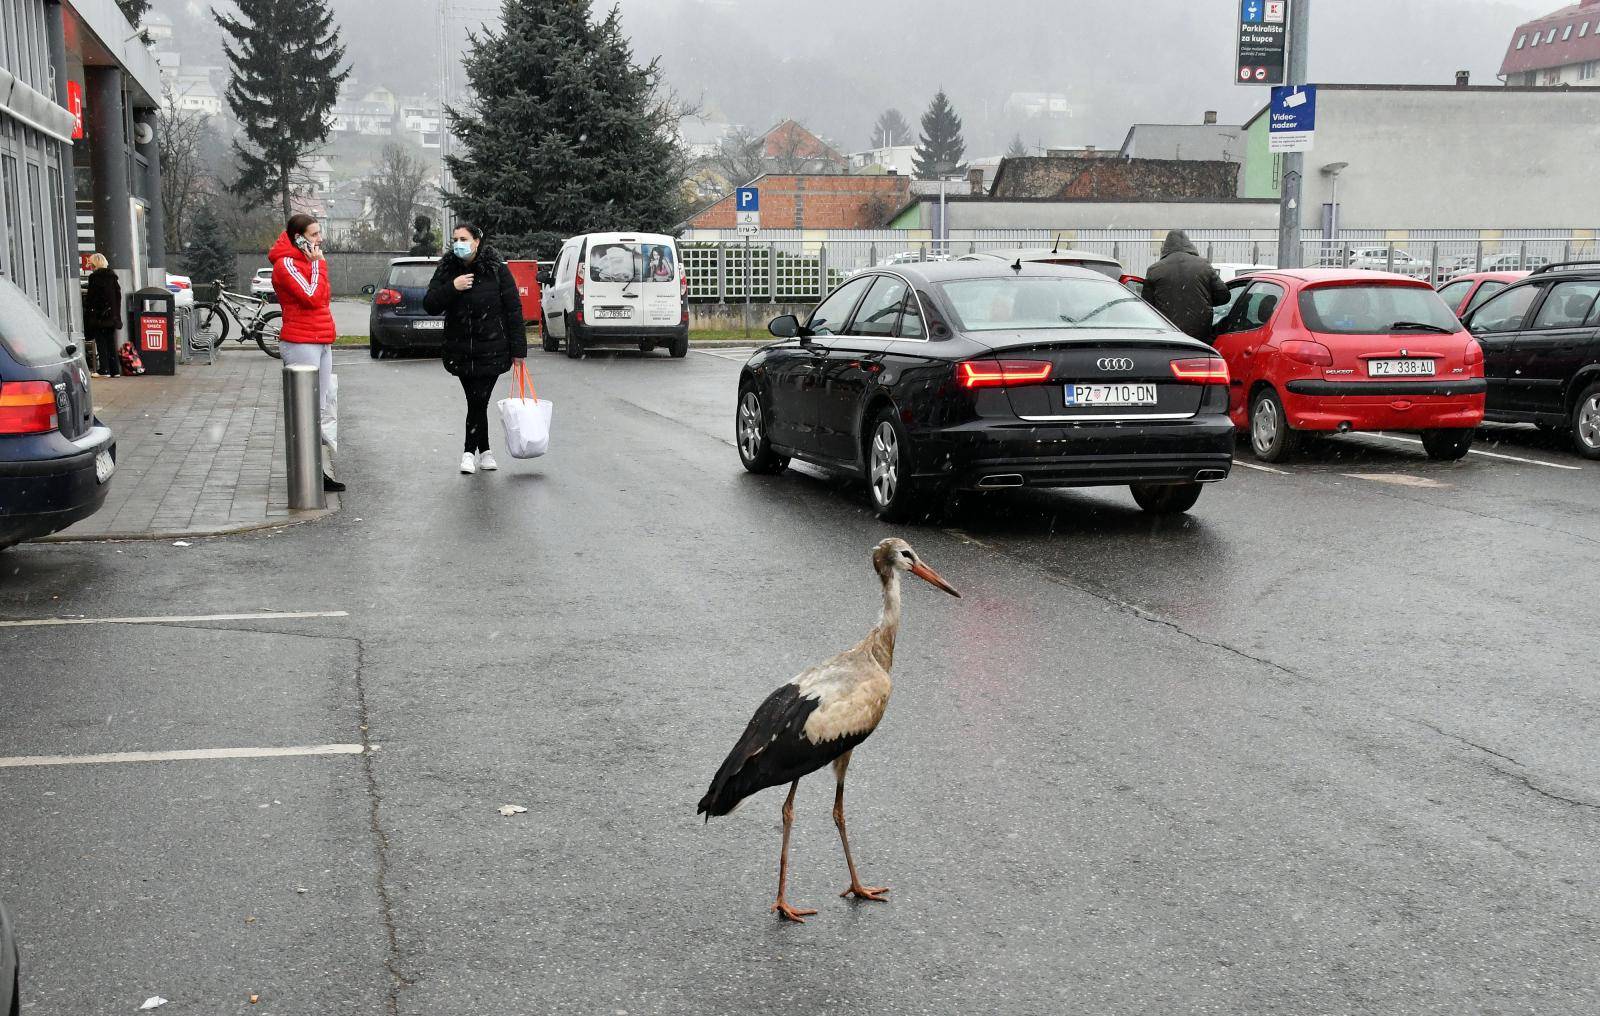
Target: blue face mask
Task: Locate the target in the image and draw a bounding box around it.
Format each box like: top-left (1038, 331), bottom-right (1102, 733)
top-left (452, 241), bottom-right (474, 259)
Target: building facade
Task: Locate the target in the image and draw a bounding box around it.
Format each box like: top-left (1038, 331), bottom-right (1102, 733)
top-left (1500, 0), bottom-right (1600, 86)
top-left (1, 0), bottom-right (165, 341)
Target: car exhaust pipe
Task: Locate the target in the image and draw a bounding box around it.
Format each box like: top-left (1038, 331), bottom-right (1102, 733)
top-left (1194, 469), bottom-right (1228, 483)
top-left (1337, 421), bottom-right (1353, 433)
top-left (977, 474), bottom-right (1025, 489)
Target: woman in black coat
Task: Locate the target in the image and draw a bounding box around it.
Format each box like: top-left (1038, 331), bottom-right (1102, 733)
top-left (423, 223), bottom-right (527, 474)
top-left (83, 253), bottom-right (122, 376)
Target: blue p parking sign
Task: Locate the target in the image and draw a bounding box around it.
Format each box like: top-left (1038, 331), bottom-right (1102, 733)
top-left (736, 188), bottom-right (759, 212)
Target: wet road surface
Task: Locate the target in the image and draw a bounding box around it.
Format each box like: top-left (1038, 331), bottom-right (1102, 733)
top-left (3, 345), bottom-right (1598, 1014)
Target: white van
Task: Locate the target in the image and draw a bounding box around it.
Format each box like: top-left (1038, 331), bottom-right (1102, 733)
top-left (539, 232), bottom-right (688, 359)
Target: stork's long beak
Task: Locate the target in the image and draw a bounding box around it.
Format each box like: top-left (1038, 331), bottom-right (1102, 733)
top-left (910, 560), bottom-right (961, 598)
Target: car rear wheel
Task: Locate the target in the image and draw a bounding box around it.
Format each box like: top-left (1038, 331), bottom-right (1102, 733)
top-left (369, 336), bottom-right (382, 359)
top-left (736, 385), bottom-right (787, 475)
top-left (564, 314), bottom-right (584, 359)
top-left (669, 330), bottom-right (689, 358)
top-left (541, 317), bottom-right (558, 353)
top-left (867, 409), bottom-right (924, 522)
top-left (1420, 428), bottom-right (1474, 461)
top-left (1130, 482), bottom-right (1204, 515)
top-left (1570, 383), bottom-right (1600, 460)
top-left (1249, 388), bottom-right (1300, 462)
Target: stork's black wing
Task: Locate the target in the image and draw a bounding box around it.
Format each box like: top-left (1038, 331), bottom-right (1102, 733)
top-left (698, 682), bottom-right (865, 819)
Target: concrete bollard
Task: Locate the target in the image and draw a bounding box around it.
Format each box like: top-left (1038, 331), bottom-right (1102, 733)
top-left (283, 363), bottom-right (325, 511)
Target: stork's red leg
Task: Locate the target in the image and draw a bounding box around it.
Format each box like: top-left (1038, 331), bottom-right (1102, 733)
top-left (832, 757), bottom-right (889, 902)
top-left (771, 781), bottom-right (816, 923)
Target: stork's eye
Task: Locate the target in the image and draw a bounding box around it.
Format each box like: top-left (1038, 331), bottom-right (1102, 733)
top-left (900, 550), bottom-right (914, 560)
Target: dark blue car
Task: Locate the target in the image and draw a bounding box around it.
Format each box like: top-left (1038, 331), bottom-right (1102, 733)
top-left (0, 278), bottom-right (116, 550)
top-left (365, 257), bottom-right (444, 358)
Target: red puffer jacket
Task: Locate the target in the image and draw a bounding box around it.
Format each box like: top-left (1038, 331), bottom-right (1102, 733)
top-left (269, 232), bottom-right (336, 344)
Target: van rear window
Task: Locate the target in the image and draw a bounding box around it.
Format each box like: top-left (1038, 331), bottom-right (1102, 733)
top-left (589, 242), bottom-right (676, 283)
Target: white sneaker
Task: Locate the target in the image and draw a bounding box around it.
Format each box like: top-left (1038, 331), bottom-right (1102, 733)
top-left (478, 451), bottom-right (498, 471)
top-left (459, 452), bottom-right (477, 474)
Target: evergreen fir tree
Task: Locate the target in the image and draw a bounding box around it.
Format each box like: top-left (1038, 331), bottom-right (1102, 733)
top-left (116, 0), bottom-right (150, 27)
top-left (446, 0), bottom-right (687, 258)
top-left (912, 90), bottom-right (967, 180)
top-left (1006, 134), bottom-right (1030, 159)
top-left (216, 0), bottom-right (349, 218)
top-left (871, 109), bottom-right (911, 149)
top-left (184, 203), bottom-right (236, 289)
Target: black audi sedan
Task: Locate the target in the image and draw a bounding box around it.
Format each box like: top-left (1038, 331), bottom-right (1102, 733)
top-left (0, 279), bottom-right (116, 551)
top-left (735, 261), bottom-right (1235, 520)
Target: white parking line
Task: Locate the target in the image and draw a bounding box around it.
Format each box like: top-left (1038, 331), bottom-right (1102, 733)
top-left (0, 610), bottom-right (349, 629)
top-left (693, 347), bottom-right (759, 362)
top-left (1234, 460), bottom-right (1290, 475)
top-left (0, 744), bottom-right (366, 769)
top-left (1366, 433), bottom-right (1582, 470)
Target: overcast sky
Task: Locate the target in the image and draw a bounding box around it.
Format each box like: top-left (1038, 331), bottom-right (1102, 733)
top-left (171, 0), bottom-right (1564, 155)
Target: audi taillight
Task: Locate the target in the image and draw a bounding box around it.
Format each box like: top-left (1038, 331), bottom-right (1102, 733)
top-left (374, 288), bottom-right (402, 306)
top-left (955, 360), bottom-right (1054, 389)
top-left (1464, 338), bottom-right (1484, 369)
top-left (0, 380), bottom-right (57, 434)
top-left (1169, 356), bottom-right (1230, 384)
top-left (1279, 340), bottom-right (1334, 367)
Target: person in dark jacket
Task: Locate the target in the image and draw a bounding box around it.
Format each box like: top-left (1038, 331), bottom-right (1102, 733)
top-left (423, 223), bottom-right (527, 474)
top-left (1141, 230), bottom-right (1231, 341)
top-left (83, 253), bottom-right (122, 376)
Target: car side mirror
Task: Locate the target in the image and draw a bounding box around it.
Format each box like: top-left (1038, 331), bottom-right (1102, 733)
top-left (769, 314), bottom-right (802, 339)
top-left (537, 270), bottom-right (553, 286)
top-left (361, 284), bottom-right (375, 295)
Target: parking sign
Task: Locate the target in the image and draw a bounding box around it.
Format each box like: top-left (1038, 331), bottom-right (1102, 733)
top-left (735, 187), bottom-right (760, 233)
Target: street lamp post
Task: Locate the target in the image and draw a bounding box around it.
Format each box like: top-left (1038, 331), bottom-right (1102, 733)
top-left (1320, 160), bottom-right (1348, 266)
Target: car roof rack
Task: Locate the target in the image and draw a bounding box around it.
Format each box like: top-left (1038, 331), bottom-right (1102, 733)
top-left (1530, 259), bottom-right (1600, 276)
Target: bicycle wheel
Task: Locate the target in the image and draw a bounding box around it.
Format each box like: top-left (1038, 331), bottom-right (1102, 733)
top-left (194, 304), bottom-right (231, 349)
top-left (253, 310), bottom-right (283, 358)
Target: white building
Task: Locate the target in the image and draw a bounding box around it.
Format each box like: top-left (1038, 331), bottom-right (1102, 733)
top-left (171, 73), bottom-right (221, 117)
top-left (1500, 0), bottom-right (1600, 86)
top-left (849, 145), bottom-right (916, 176)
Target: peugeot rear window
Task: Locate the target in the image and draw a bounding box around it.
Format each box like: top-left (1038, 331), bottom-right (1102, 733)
top-left (0, 277), bottom-right (70, 367)
top-left (1300, 284), bottom-right (1460, 335)
top-left (938, 277), bottom-right (1168, 331)
top-left (588, 242), bottom-right (676, 283)
top-left (387, 265), bottom-right (436, 288)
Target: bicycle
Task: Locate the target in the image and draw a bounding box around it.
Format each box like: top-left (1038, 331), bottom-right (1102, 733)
top-left (191, 281), bottom-right (284, 358)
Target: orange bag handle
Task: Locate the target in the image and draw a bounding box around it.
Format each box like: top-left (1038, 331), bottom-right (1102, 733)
top-left (513, 359), bottom-right (537, 401)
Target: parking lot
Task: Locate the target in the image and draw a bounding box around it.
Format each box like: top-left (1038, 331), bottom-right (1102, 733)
top-left (4, 347), bottom-right (1599, 1014)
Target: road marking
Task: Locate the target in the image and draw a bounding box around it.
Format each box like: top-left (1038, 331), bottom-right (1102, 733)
top-left (1235, 460), bottom-right (1289, 475)
top-left (0, 744), bottom-right (366, 769)
top-left (1344, 472), bottom-right (1450, 489)
top-left (943, 528), bottom-right (993, 549)
top-left (693, 347), bottom-right (759, 362)
top-left (1366, 433), bottom-right (1581, 470)
top-left (0, 610), bottom-right (349, 629)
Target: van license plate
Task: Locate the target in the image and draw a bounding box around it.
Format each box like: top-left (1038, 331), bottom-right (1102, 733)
top-left (593, 307), bottom-right (631, 320)
top-left (1065, 383), bottom-right (1159, 407)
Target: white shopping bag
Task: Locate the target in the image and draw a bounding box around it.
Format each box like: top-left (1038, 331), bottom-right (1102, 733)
top-left (498, 361), bottom-right (553, 458)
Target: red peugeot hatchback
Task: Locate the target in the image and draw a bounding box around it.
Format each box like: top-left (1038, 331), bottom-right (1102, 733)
top-left (1210, 270), bottom-right (1485, 462)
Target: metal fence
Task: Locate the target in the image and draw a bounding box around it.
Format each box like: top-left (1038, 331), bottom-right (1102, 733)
top-left (681, 231), bottom-right (1600, 303)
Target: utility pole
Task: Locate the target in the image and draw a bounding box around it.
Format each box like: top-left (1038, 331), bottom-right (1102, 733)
top-left (1276, 0), bottom-right (1311, 269)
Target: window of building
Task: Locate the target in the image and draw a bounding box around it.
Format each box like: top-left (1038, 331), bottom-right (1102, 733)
top-left (1547, 28), bottom-right (1558, 43)
top-left (1542, 68), bottom-right (1564, 85)
top-left (26, 162), bottom-right (47, 315)
top-left (1, 155), bottom-right (23, 292)
top-left (1516, 32), bottom-right (1528, 48)
top-left (1563, 24), bottom-right (1573, 41)
top-left (48, 164), bottom-right (71, 330)
top-left (1531, 30), bottom-right (1540, 46)
top-left (1581, 21), bottom-right (1591, 37)
top-left (1582, 60), bottom-right (1600, 80)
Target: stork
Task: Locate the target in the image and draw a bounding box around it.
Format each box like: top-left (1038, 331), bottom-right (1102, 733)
top-left (698, 538), bottom-right (960, 922)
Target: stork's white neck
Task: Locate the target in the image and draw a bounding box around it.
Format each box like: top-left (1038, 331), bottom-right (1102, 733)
top-left (866, 568), bottom-right (901, 671)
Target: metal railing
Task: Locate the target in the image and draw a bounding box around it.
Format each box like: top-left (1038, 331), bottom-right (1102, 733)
top-left (680, 233), bottom-right (1600, 303)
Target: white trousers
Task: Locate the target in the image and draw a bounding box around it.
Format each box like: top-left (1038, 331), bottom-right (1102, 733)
top-left (279, 341), bottom-right (338, 474)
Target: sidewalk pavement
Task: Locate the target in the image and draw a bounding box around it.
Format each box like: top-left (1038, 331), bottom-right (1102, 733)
top-left (48, 351), bottom-right (336, 541)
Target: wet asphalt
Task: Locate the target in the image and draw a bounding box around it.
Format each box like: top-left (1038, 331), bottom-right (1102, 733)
top-left (2, 344), bottom-right (1598, 1014)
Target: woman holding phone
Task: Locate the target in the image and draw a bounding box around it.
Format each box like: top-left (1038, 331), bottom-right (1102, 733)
top-left (271, 213), bottom-right (344, 492)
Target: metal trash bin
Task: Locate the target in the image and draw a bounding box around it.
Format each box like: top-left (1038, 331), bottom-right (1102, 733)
top-left (129, 287), bottom-right (177, 376)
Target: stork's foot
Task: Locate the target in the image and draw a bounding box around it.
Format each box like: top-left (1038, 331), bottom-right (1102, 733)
top-left (840, 883), bottom-right (891, 902)
top-left (771, 899), bottom-right (818, 923)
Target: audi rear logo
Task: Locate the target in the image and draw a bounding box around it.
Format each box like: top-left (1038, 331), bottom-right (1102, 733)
top-left (1096, 357), bottom-right (1135, 371)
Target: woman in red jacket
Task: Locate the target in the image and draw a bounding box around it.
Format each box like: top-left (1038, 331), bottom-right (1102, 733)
top-left (271, 214), bottom-right (344, 492)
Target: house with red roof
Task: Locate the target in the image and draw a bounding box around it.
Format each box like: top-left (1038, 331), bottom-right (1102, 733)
top-left (1500, 0), bottom-right (1600, 85)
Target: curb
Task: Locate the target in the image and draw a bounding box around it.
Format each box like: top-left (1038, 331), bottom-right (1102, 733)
top-left (38, 501), bottom-right (340, 545)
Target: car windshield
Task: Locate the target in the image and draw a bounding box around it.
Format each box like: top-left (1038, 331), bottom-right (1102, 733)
top-left (0, 277), bottom-right (70, 367)
top-left (388, 265), bottom-right (436, 288)
top-left (588, 242), bottom-right (676, 283)
top-left (1299, 284), bottom-right (1460, 335)
top-left (938, 277), bottom-right (1168, 331)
